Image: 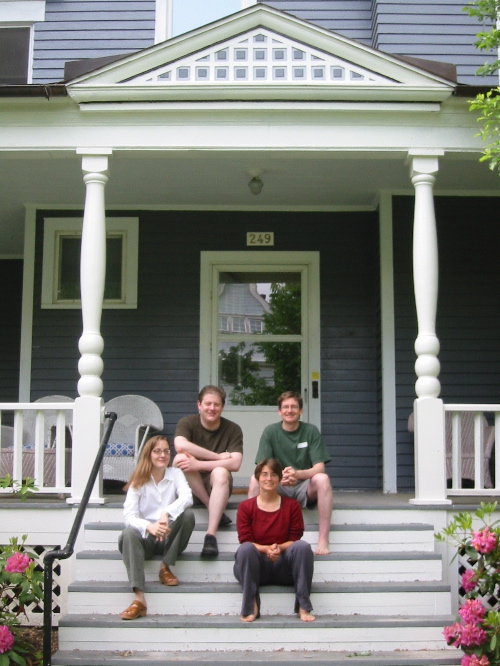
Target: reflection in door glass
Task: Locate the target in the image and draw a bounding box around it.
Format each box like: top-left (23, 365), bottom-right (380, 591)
top-left (217, 273), bottom-right (302, 406)
top-left (218, 276), bottom-right (301, 335)
top-left (218, 341), bottom-right (301, 406)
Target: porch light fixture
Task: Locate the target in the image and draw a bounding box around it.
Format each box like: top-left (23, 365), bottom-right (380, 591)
top-left (248, 175), bottom-right (264, 195)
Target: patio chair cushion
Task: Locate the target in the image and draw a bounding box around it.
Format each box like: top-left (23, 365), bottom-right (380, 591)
top-left (104, 442), bottom-right (135, 457)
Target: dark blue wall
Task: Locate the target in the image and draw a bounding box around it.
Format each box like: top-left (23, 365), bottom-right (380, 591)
top-left (31, 209), bottom-right (381, 490)
top-left (393, 195), bottom-right (500, 490)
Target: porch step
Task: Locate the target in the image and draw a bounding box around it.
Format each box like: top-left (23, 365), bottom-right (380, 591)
top-left (52, 649), bottom-right (461, 666)
top-left (76, 549), bottom-right (443, 582)
top-left (67, 579), bottom-right (452, 616)
top-left (57, 613), bottom-right (455, 652)
top-left (52, 501), bottom-right (456, 664)
top-left (83, 521), bottom-right (437, 553)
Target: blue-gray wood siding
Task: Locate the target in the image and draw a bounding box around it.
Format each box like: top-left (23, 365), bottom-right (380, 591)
top-left (0, 260), bottom-right (23, 407)
top-left (31, 209), bottom-right (381, 490)
top-left (370, 0), bottom-right (497, 86)
top-left (31, 1), bottom-right (496, 86)
top-left (263, 0), bottom-right (496, 85)
top-left (259, 0), bottom-right (374, 44)
top-left (32, 0), bottom-right (155, 84)
top-left (393, 195), bottom-right (500, 491)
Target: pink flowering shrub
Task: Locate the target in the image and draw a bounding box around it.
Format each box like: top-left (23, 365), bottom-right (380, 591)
top-left (5, 553), bottom-right (31, 575)
top-left (437, 502), bottom-right (500, 666)
top-left (0, 533), bottom-right (44, 666)
top-left (472, 527), bottom-right (498, 555)
top-left (0, 626), bottom-right (14, 654)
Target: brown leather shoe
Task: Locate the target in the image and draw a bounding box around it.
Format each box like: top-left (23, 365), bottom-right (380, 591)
top-left (120, 600), bottom-right (147, 620)
top-left (159, 563), bottom-right (179, 586)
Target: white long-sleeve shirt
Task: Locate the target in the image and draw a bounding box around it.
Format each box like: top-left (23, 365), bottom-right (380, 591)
top-left (123, 467), bottom-right (193, 538)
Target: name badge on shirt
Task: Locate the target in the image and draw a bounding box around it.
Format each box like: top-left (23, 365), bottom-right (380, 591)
top-left (298, 441), bottom-right (308, 449)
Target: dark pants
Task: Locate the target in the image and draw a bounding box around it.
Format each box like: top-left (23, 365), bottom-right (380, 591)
top-left (118, 508), bottom-right (195, 591)
top-left (233, 540), bottom-right (314, 617)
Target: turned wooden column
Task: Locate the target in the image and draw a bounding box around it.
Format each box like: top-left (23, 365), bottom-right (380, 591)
top-left (408, 152), bottom-right (450, 505)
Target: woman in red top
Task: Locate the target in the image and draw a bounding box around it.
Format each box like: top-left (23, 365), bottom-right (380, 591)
top-left (234, 458), bottom-right (315, 622)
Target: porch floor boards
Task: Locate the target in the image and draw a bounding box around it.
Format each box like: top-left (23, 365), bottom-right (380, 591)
top-left (0, 489), bottom-right (494, 510)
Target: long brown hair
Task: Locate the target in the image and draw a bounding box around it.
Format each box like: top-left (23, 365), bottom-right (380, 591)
top-left (124, 435), bottom-right (170, 490)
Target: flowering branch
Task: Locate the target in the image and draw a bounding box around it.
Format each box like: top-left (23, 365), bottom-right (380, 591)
top-left (0, 535), bottom-right (44, 666)
top-left (436, 502), bottom-right (500, 666)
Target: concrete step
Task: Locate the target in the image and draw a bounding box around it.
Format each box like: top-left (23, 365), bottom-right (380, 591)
top-left (52, 649), bottom-right (461, 666)
top-left (56, 613), bottom-right (456, 652)
top-left (66, 580), bottom-right (452, 617)
top-left (83, 522), bottom-right (437, 553)
top-left (75, 549), bottom-right (443, 583)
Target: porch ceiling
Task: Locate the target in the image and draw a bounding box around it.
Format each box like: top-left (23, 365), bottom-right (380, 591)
top-left (0, 149), bottom-right (498, 256)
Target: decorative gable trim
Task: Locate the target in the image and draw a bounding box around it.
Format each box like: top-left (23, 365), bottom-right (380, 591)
top-left (125, 28), bottom-right (395, 87)
top-left (67, 4), bottom-right (455, 105)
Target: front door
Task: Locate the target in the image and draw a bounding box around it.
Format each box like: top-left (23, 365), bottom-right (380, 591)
top-left (200, 251), bottom-right (320, 483)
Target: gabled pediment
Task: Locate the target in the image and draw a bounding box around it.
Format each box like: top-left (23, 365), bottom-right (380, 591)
top-left (125, 27), bottom-right (395, 88)
top-left (67, 4), bottom-right (455, 104)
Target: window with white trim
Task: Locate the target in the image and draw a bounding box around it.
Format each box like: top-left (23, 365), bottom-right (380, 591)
top-left (156, 0), bottom-right (257, 42)
top-left (41, 217), bottom-right (139, 309)
top-left (0, 1), bottom-right (46, 84)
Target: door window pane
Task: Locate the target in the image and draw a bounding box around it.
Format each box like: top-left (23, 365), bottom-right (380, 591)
top-left (218, 341), bottom-right (301, 406)
top-left (217, 272), bottom-right (302, 405)
top-left (218, 274), bottom-right (301, 335)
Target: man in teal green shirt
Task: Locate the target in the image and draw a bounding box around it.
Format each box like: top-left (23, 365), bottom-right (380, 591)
top-left (249, 391), bottom-right (333, 555)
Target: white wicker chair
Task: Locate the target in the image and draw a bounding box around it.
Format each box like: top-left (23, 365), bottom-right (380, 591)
top-left (1, 425), bottom-right (14, 447)
top-left (103, 395), bottom-right (164, 482)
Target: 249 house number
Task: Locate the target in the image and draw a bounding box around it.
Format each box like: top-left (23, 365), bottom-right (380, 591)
top-left (246, 232), bottom-right (274, 246)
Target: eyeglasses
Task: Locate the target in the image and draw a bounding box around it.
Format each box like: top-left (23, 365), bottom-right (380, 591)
top-left (152, 449), bottom-right (170, 456)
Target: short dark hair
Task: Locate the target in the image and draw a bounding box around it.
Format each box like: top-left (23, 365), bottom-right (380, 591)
top-left (198, 385), bottom-right (226, 405)
top-left (254, 458), bottom-right (283, 481)
top-left (277, 391), bottom-right (302, 410)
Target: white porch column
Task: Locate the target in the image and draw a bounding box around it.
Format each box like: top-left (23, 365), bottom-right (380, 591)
top-left (408, 151), bottom-right (450, 505)
top-left (68, 149), bottom-right (112, 504)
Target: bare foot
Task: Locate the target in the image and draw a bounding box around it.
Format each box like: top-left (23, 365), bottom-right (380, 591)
top-left (298, 606), bottom-right (316, 622)
top-left (241, 612), bottom-right (257, 623)
top-left (240, 598), bottom-right (259, 623)
top-left (315, 542), bottom-right (330, 556)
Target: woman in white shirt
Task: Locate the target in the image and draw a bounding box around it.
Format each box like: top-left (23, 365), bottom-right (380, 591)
top-left (119, 434), bottom-right (194, 620)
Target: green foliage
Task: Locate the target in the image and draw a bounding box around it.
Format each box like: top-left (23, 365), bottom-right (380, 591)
top-left (0, 476), bottom-right (37, 502)
top-left (470, 91), bottom-right (500, 172)
top-left (0, 477), bottom-right (42, 664)
top-left (437, 503), bottom-right (500, 664)
top-left (0, 535), bottom-right (43, 666)
top-left (463, 0), bottom-right (500, 175)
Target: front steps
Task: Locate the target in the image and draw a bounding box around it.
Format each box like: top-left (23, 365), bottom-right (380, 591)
top-left (52, 497), bottom-right (460, 666)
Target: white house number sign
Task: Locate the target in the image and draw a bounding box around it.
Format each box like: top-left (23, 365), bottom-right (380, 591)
top-left (246, 232), bottom-right (274, 246)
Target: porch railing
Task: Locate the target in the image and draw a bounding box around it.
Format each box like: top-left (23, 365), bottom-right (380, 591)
top-left (445, 404), bottom-right (500, 496)
top-left (0, 402), bottom-right (75, 494)
top-left (43, 410), bottom-right (116, 666)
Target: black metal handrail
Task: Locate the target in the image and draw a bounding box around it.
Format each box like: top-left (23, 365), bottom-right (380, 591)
top-left (42, 410), bottom-right (117, 666)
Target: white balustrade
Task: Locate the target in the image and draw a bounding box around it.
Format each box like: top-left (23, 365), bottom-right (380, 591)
top-left (0, 402), bottom-right (74, 494)
top-left (444, 404), bottom-right (500, 496)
